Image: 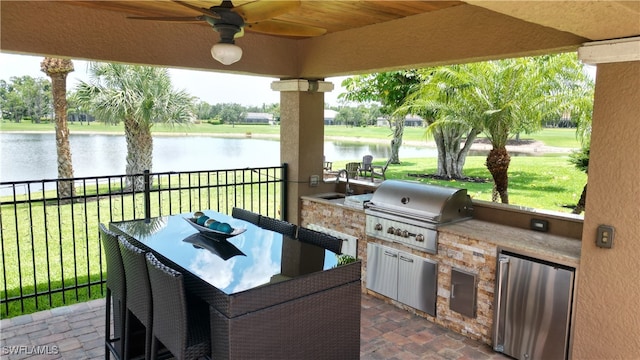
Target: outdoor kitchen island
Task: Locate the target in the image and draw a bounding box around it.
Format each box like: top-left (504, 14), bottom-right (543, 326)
top-left (300, 189), bottom-right (582, 348)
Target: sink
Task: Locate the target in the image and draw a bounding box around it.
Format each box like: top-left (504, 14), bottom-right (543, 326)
top-left (317, 193), bottom-right (346, 200)
top-left (313, 193), bottom-right (346, 204)
top-left (311, 193), bottom-right (372, 209)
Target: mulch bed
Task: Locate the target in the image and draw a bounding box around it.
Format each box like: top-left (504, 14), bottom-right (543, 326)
top-left (407, 173), bottom-right (489, 183)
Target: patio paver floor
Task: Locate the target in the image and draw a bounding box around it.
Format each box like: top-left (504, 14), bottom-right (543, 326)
top-left (1, 293), bottom-right (509, 359)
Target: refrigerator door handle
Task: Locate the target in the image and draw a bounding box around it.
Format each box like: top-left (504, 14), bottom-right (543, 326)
top-left (384, 250), bottom-right (398, 258)
top-left (493, 255), bottom-right (510, 352)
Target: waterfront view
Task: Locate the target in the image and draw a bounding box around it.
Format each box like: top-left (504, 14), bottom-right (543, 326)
top-left (0, 133), bottom-right (437, 183)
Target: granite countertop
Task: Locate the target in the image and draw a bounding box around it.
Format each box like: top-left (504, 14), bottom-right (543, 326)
top-left (440, 219), bottom-right (581, 268)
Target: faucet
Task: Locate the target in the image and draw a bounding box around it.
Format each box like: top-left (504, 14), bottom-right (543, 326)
top-left (336, 169), bottom-right (354, 196)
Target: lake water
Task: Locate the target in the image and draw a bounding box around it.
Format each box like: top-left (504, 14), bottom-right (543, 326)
top-left (0, 133), bottom-right (439, 183)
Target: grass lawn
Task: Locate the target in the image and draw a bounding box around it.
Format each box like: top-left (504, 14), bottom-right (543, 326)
top-left (1, 121), bottom-right (581, 149)
top-left (333, 155), bottom-right (587, 213)
top-left (511, 128), bottom-right (580, 148)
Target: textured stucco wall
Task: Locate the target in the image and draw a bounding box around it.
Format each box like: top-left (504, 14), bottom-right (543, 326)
top-left (298, 4), bottom-right (584, 77)
top-left (279, 89), bottom-right (333, 224)
top-left (572, 61), bottom-right (640, 358)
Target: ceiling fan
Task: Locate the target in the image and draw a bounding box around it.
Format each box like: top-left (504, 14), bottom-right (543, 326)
top-left (128, 0), bottom-right (327, 65)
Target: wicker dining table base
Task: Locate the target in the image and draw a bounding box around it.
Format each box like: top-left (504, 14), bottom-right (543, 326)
top-left (210, 280), bottom-right (361, 360)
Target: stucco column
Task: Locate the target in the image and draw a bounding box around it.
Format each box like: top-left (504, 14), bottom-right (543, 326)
top-left (571, 38), bottom-right (640, 359)
top-left (271, 79), bottom-right (334, 224)
top-left (270, 79), bottom-right (334, 277)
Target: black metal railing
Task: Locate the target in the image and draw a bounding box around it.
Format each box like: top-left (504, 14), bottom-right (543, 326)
top-left (0, 165), bottom-right (287, 318)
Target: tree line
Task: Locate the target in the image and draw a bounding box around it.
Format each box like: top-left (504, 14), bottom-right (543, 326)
top-left (1, 76), bottom-right (380, 126)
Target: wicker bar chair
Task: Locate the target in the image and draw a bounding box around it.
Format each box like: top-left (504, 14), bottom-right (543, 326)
top-left (297, 227), bottom-right (344, 255)
top-left (145, 253), bottom-right (211, 360)
top-left (258, 216), bottom-right (297, 237)
top-left (100, 223), bottom-right (127, 360)
top-left (118, 237), bottom-right (153, 360)
top-left (231, 207), bottom-right (261, 225)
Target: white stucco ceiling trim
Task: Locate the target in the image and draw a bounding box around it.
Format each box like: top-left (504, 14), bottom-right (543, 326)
top-left (271, 79), bottom-right (334, 93)
top-left (579, 37), bottom-right (640, 65)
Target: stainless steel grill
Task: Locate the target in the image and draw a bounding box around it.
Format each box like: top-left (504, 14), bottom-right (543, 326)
top-left (365, 180), bottom-right (473, 253)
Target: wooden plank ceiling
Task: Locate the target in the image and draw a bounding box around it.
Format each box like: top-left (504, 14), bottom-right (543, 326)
top-left (68, 1), bottom-right (464, 37)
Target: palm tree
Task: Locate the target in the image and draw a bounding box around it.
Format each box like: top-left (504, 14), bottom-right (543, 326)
top-left (40, 57), bottom-right (75, 199)
top-left (75, 63), bottom-right (194, 190)
top-left (403, 54), bottom-right (590, 204)
top-left (473, 59), bottom-right (539, 203)
top-left (567, 76), bottom-right (594, 214)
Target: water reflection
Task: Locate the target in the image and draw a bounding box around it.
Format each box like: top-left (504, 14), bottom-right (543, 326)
top-left (1, 133), bottom-right (516, 185)
top-left (186, 229), bottom-right (281, 293)
top-left (232, 232), bottom-right (280, 293)
top-left (189, 250), bottom-right (237, 290)
top-left (1, 133), bottom-right (439, 182)
top-left (183, 234), bottom-right (246, 260)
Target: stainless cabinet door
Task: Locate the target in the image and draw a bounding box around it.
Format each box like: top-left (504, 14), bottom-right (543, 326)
top-left (398, 252), bottom-right (437, 316)
top-left (497, 253), bottom-right (574, 360)
top-left (366, 243), bottom-right (398, 299)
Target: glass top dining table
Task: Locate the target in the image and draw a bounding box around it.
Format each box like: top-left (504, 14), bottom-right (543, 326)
top-left (110, 210), bottom-right (362, 359)
top-left (110, 210), bottom-right (339, 296)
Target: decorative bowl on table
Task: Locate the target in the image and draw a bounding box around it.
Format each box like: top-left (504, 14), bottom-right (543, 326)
top-left (184, 216), bottom-right (246, 240)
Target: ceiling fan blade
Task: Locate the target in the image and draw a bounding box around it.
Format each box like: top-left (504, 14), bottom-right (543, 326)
top-left (172, 0), bottom-right (221, 19)
top-left (234, 0), bottom-right (301, 23)
top-left (127, 15), bottom-right (206, 23)
top-left (247, 19), bottom-right (326, 37)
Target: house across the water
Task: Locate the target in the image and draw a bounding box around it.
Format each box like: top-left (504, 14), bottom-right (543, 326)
top-left (244, 112), bottom-right (275, 125)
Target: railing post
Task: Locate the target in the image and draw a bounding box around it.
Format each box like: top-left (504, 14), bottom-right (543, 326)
top-left (144, 170), bottom-right (151, 223)
top-left (281, 163), bottom-right (288, 221)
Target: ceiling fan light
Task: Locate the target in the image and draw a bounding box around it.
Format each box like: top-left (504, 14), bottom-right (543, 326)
top-left (211, 43), bottom-right (243, 65)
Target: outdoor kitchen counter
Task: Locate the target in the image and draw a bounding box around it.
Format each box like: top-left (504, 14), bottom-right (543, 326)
top-left (303, 194), bottom-right (580, 267)
top-left (439, 219), bottom-right (581, 268)
top-left (301, 195), bottom-right (581, 346)
top-left (302, 193), bottom-right (370, 211)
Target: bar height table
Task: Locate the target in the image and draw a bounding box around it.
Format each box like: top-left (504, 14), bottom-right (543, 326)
top-left (110, 210), bottom-right (361, 360)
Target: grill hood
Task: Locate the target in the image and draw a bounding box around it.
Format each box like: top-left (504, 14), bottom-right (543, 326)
top-left (366, 180), bottom-right (473, 224)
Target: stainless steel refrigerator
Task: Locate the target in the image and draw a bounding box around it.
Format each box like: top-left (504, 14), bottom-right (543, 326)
top-left (493, 251), bottom-right (575, 360)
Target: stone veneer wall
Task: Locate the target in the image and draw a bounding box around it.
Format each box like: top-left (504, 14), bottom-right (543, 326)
top-left (435, 231), bottom-right (497, 344)
top-left (300, 199), bottom-right (499, 346)
top-left (300, 199), bottom-right (367, 259)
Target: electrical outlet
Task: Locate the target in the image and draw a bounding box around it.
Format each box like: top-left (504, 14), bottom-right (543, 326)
top-left (596, 224), bottom-right (614, 248)
top-left (530, 218), bottom-right (549, 232)
top-left (309, 175), bottom-right (320, 187)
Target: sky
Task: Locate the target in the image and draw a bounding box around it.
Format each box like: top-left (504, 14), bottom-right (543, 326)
top-left (0, 53), bottom-right (349, 107)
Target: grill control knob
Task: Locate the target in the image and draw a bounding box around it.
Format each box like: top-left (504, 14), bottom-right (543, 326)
top-left (387, 227), bottom-right (395, 234)
top-left (401, 230), bottom-right (409, 238)
top-left (374, 223), bottom-right (383, 231)
top-left (416, 234), bottom-right (425, 242)
top-left (394, 228), bottom-right (402, 236)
